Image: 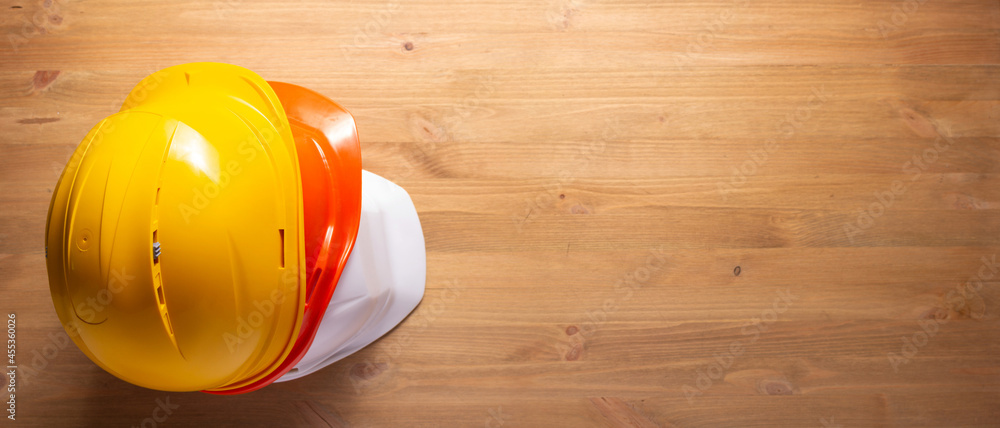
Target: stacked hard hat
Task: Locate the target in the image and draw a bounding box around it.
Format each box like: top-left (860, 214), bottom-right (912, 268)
top-left (44, 63), bottom-right (426, 393)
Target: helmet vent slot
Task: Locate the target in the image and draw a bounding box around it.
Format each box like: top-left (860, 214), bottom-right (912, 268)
top-left (278, 229), bottom-right (285, 268)
top-left (156, 282), bottom-right (165, 305)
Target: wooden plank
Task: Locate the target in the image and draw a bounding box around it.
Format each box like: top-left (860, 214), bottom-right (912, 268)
top-left (2, 67), bottom-right (999, 147)
top-left (1, 1), bottom-right (998, 69)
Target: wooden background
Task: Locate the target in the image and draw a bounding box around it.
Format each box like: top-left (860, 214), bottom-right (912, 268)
top-left (1, 0), bottom-right (999, 426)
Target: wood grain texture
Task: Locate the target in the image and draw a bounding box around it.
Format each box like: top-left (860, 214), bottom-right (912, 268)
top-left (1, 0), bottom-right (998, 427)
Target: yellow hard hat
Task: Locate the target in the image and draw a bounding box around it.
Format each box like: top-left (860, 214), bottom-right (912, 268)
top-left (45, 63), bottom-right (363, 393)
